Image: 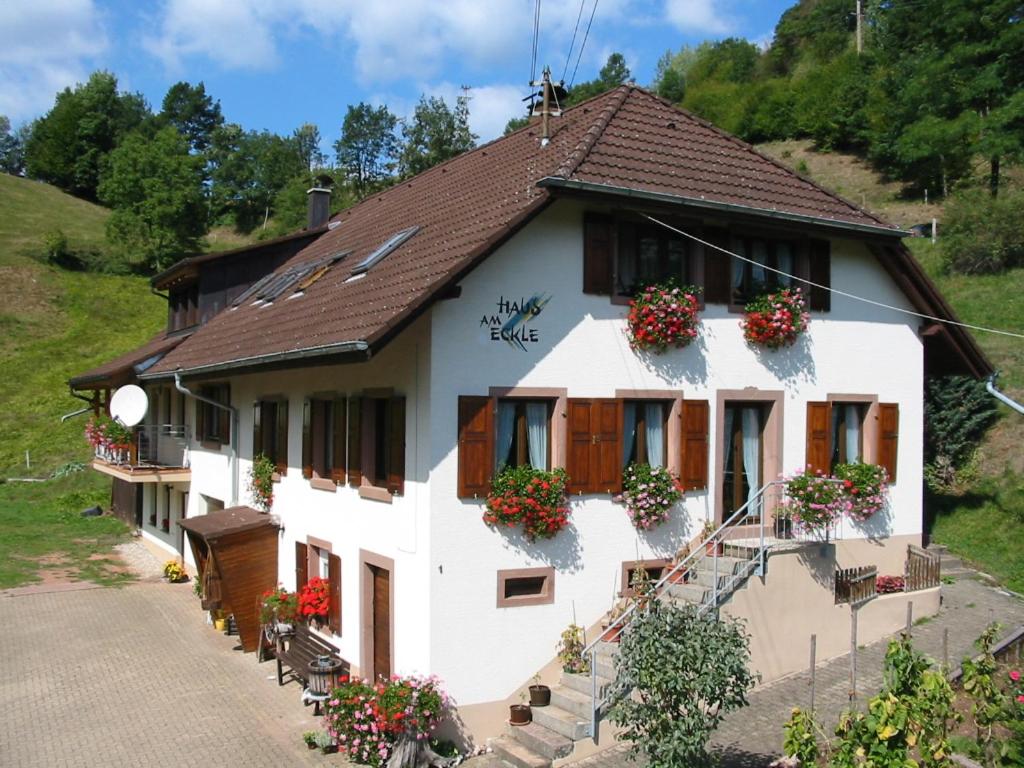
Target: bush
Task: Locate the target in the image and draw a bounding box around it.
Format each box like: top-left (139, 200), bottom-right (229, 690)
top-left (941, 188), bottom-right (1024, 274)
top-left (924, 376), bottom-right (998, 490)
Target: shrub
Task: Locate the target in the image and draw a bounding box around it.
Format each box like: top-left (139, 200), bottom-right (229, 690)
top-left (875, 575), bottom-right (905, 594)
top-left (924, 376), bottom-right (998, 487)
top-left (941, 188), bottom-right (1024, 274)
top-left (782, 707), bottom-right (821, 764)
top-left (483, 465), bottom-right (571, 541)
top-left (617, 463), bottom-right (684, 530)
top-left (626, 281), bottom-right (702, 353)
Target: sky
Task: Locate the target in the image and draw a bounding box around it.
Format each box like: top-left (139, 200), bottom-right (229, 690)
top-left (0, 0), bottom-right (795, 146)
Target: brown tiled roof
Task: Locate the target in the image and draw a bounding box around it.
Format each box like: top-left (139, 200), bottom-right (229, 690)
top-left (69, 332), bottom-right (187, 389)
top-left (143, 86), bottom-right (968, 379)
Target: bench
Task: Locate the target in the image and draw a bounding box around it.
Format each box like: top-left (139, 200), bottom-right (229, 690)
top-left (275, 623), bottom-right (349, 713)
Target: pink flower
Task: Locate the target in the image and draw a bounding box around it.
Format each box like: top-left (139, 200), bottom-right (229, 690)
top-left (1011, 669), bottom-right (1021, 682)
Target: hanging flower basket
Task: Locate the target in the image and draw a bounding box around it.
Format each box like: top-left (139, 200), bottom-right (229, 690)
top-left (834, 462), bottom-right (889, 522)
top-left (741, 287), bottom-right (809, 349)
top-left (247, 453), bottom-right (275, 512)
top-left (483, 466), bottom-right (571, 541)
top-left (782, 467), bottom-right (845, 533)
top-left (626, 282), bottom-right (702, 353)
top-left (615, 463), bottom-right (684, 530)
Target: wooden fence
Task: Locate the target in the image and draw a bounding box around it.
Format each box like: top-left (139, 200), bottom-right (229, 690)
top-left (905, 544), bottom-right (941, 592)
top-left (835, 565), bottom-right (878, 605)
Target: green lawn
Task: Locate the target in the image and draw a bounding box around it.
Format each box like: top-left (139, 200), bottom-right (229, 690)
top-left (0, 472), bottom-right (134, 589)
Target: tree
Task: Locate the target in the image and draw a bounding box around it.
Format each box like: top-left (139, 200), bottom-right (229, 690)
top-left (24, 71), bottom-right (150, 200)
top-left (567, 52), bottom-right (632, 106)
top-left (0, 116), bottom-right (28, 175)
top-left (159, 81), bottom-right (223, 154)
top-left (607, 602), bottom-right (756, 768)
top-left (333, 103), bottom-right (400, 197)
top-left (293, 123), bottom-right (326, 172)
top-left (399, 92), bottom-right (477, 177)
top-left (98, 126), bottom-right (207, 272)
top-left (503, 116), bottom-right (530, 135)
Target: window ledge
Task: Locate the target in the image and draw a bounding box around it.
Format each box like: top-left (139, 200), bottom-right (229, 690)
top-left (310, 477), bottom-right (337, 493)
top-left (199, 439), bottom-right (224, 451)
top-left (358, 485), bottom-right (393, 504)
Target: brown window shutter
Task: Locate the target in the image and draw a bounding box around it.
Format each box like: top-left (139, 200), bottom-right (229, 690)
top-left (387, 397), bottom-right (406, 496)
top-left (688, 243), bottom-right (706, 309)
top-left (703, 228), bottom-right (731, 304)
top-left (328, 553), bottom-right (342, 635)
top-left (806, 402), bottom-right (832, 475)
top-left (301, 399), bottom-right (312, 479)
top-left (566, 399), bottom-right (594, 494)
top-left (331, 397), bottom-right (347, 483)
top-left (583, 213), bottom-right (613, 295)
top-left (809, 239), bottom-right (831, 311)
top-left (218, 385), bottom-right (231, 445)
top-left (593, 399), bottom-right (623, 493)
top-left (252, 401), bottom-right (262, 459)
top-left (877, 403), bottom-right (899, 482)
top-left (457, 396), bottom-right (494, 498)
top-left (295, 541), bottom-right (308, 590)
top-left (680, 400), bottom-right (709, 491)
top-left (276, 400), bottom-right (288, 475)
top-left (348, 397), bottom-right (362, 487)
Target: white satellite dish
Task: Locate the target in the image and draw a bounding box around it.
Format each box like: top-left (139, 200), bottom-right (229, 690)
top-left (110, 385), bottom-right (149, 427)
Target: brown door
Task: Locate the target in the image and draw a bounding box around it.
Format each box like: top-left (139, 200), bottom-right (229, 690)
top-left (370, 565), bottom-right (391, 680)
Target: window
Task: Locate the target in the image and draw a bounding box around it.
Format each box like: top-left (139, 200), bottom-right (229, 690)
top-left (616, 223), bottom-right (692, 298)
top-left (296, 541), bottom-right (342, 634)
top-left (807, 400), bottom-right (899, 481)
top-left (621, 560), bottom-right (669, 597)
top-left (351, 227), bottom-right (419, 276)
top-left (730, 236), bottom-right (797, 306)
top-left (831, 403), bottom-right (866, 467)
top-left (622, 401), bottom-right (668, 468)
top-left (253, 398), bottom-right (288, 474)
top-left (348, 395), bottom-right (406, 496)
top-left (303, 396), bottom-right (346, 484)
top-left (496, 567), bottom-right (555, 608)
top-left (722, 403), bottom-right (765, 519)
top-left (196, 384), bottom-right (231, 446)
top-left (497, 399), bottom-right (551, 471)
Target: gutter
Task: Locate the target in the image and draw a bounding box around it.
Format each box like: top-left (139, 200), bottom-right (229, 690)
top-left (141, 340), bottom-right (370, 381)
top-left (987, 373), bottom-right (1024, 415)
top-left (175, 370), bottom-right (240, 506)
top-left (60, 407), bottom-right (92, 423)
top-left (537, 177), bottom-right (911, 238)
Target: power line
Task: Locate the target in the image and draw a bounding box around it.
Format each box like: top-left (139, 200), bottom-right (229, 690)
top-left (643, 215), bottom-right (1024, 341)
top-left (530, 0), bottom-right (542, 86)
top-left (562, 0), bottom-right (587, 84)
top-left (569, 0), bottom-right (599, 88)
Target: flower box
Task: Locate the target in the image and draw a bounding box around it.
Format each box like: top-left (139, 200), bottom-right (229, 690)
top-left (483, 466), bottom-right (571, 541)
top-left (742, 287), bottom-right (809, 349)
top-left (626, 282), bottom-right (702, 353)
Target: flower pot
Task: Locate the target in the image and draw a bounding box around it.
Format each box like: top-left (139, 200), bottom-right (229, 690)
top-left (667, 568), bottom-right (689, 584)
top-left (307, 742), bottom-right (317, 750)
top-left (509, 704), bottom-right (532, 726)
top-left (705, 541), bottom-right (723, 557)
top-left (601, 624), bottom-right (623, 643)
top-left (774, 517), bottom-right (793, 540)
top-left (529, 685), bottom-right (551, 707)
top-left (214, 617), bottom-right (227, 631)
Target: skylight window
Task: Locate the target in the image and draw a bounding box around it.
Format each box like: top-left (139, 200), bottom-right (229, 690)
top-left (231, 251), bottom-right (350, 307)
top-left (350, 227), bottom-right (420, 276)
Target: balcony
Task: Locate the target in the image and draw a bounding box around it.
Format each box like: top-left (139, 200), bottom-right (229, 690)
top-left (92, 425), bottom-right (192, 483)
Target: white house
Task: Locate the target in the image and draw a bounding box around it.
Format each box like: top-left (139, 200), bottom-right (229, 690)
top-left (70, 86), bottom-right (990, 759)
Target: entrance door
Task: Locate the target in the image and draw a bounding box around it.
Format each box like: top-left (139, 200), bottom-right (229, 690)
top-left (721, 403), bottom-right (765, 522)
top-left (369, 565), bottom-right (391, 680)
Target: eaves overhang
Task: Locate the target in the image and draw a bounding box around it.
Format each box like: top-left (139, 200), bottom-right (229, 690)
top-left (139, 340), bottom-right (371, 381)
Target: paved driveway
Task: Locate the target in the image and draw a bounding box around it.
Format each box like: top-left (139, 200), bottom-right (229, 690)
top-left (0, 576), bottom-right (345, 767)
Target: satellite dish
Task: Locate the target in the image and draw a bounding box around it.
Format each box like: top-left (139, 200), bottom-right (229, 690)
top-left (110, 385), bottom-right (149, 427)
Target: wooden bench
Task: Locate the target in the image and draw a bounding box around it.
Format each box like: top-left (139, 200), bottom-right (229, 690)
top-left (276, 623), bottom-right (349, 698)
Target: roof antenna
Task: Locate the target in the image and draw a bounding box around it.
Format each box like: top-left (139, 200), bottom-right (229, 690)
top-left (529, 66), bottom-right (565, 147)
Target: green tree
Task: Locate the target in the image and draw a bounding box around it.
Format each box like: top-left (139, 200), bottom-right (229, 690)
top-left (503, 115), bottom-right (530, 135)
top-left (159, 81), bottom-right (223, 154)
top-left (24, 71), bottom-right (150, 200)
top-left (333, 102), bottom-right (400, 197)
top-left (567, 52), bottom-right (632, 106)
top-left (293, 123), bottom-right (326, 172)
top-left (0, 116), bottom-right (28, 175)
top-left (607, 602), bottom-right (756, 768)
top-left (399, 92), bottom-right (477, 177)
top-left (98, 126), bottom-right (207, 272)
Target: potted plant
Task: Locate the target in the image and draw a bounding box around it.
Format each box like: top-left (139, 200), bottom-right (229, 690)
top-left (558, 623), bottom-right (589, 675)
top-left (833, 462), bottom-right (889, 522)
top-left (260, 585), bottom-right (298, 636)
top-left (483, 465), bottom-right (572, 541)
top-left (313, 730), bottom-right (337, 754)
top-left (601, 601), bottom-right (627, 643)
top-left (773, 511), bottom-right (793, 540)
top-left (298, 577), bottom-right (331, 628)
top-left (212, 610), bottom-right (227, 632)
top-left (509, 690), bottom-right (531, 726)
top-left (782, 468), bottom-right (845, 535)
top-left (626, 281), bottom-right (702, 353)
top-left (617, 463), bottom-right (684, 530)
top-left (741, 287), bottom-right (809, 350)
top-left (666, 542), bottom-right (691, 584)
top-left (528, 674), bottom-right (551, 707)
top-left (247, 453), bottom-right (275, 513)
top-left (302, 731), bottom-right (318, 750)
top-left (162, 560), bottom-right (187, 583)
top-left (702, 520), bottom-right (722, 556)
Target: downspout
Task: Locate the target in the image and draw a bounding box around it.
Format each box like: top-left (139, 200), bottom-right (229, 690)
top-left (987, 373), bottom-right (1024, 416)
top-left (60, 407), bottom-right (91, 423)
top-left (175, 370), bottom-right (240, 506)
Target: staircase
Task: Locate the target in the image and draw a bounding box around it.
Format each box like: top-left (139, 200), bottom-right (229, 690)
top-left (925, 543), bottom-right (972, 579)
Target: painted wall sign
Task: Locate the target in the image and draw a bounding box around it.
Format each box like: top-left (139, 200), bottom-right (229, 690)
top-left (479, 294), bottom-right (552, 351)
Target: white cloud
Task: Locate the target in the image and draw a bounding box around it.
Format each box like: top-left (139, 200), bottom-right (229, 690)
top-left (422, 82), bottom-right (527, 143)
top-left (663, 0), bottom-right (731, 35)
top-left (0, 0), bottom-right (108, 122)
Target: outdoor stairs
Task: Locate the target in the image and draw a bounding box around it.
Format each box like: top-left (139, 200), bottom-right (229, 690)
top-left (925, 543), bottom-right (972, 579)
top-left (487, 544), bottom-right (760, 768)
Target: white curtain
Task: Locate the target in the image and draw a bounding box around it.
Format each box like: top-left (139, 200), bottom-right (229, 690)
top-left (776, 242), bottom-right (794, 287)
top-left (622, 403), bottom-right (637, 466)
top-left (741, 407), bottom-right (761, 516)
top-left (525, 402), bottom-right (548, 470)
top-left (723, 406), bottom-right (735, 473)
top-left (845, 404), bottom-right (861, 462)
top-left (645, 403), bottom-right (664, 468)
top-left (751, 240), bottom-right (768, 286)
top-left (497, 402), bottom-right (516, 469)
top-left (731, 240), bottom-right (746, 289)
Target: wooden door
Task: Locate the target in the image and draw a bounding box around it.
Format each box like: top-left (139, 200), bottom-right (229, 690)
top-left (370, 565), bottom-right (391, 679)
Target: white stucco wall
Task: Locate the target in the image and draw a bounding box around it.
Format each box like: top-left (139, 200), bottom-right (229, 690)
top-left (426, 200), bottom-right (923, 705)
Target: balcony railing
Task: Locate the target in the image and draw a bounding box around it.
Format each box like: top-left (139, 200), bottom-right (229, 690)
top-left (94, 424), bottom-right (190, 469)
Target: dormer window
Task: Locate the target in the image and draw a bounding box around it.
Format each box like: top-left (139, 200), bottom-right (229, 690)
top-left (168, 284), bottom-right (199, 331)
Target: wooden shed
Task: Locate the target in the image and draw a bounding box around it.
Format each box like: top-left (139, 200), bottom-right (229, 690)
top-left (180, 506), bottom-right (279, 653)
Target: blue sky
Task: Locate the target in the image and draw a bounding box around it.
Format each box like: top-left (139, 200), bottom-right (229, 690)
top-left (1, 0), bottom-right (794, 146)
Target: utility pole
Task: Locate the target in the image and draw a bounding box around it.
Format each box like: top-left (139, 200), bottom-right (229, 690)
top-left (856, 0), bottom-right (863, 54)
top-left (530, 66), bottom-right (562, 147)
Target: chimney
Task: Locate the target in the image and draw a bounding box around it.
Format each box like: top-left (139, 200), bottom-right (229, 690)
top-left (306, 175), bottom-right (333, 229)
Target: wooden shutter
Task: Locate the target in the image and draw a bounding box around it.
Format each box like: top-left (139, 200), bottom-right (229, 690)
top-left (252, 401), bottom-right (262, 458)
top-left (386, 397), bottom-right (406, 496)
top-left (806, 402), bottom-right (832, 474)
top-left (218, 385), bottom-right (231, 444)
top-left (275, 400), bottom-right (288, 474)
top-left (583, 213), bottom-right (613, 295)
top-left (566, 399), bottom-right (595, 494)
top-left (565, 399), bottom-right (622, 494)
top-left (328, 553), bottom-right (342, 635)
top-left (703, 228), bottom-right (731, 304)
top-left (347, 397), bottom-right (362, 487)
top-left (295, 541), bottom-right (308, 590)
top-left (809, 239), bottom-right (831, 312)
top-left (458, 396), bottom-right (494, 498)
top-left (301, 399), bottom-right (312, 479)
top-left (331, 397), bottom-right (347, 483)
top-left (877, 403), bottom-right (899, 482)
top-left (680, 400), bottom-right (709, 491)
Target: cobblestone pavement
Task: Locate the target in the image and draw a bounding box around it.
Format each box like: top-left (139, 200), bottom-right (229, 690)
top-left (571, 577), bottom-right (1024, 768)
top-left (0, 580), bottom-right (347, 767)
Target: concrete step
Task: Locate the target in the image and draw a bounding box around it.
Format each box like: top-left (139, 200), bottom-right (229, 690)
top-left (593, 641), bottom-right (620, 663)
top-left (666, 582), bottom-right (710, 603)
top-left (560, 671), bottom-right (612, 699)
top-left (926, 544), bottom-right (949, 555)
top-left (549, 684), bottom-right (593, 719)
top-left (691, 570), bottom-right (734, 589)
top-left (692, 555), bottom-right (748, 575)
top-left (491, 736), bottom-right (550, 768)
top-left (530, 702), bottom-right (590, 741)
top-left (592, 656), bottom-right (617, 681)
top-left (505, 721), bottom-right (574, 761)
top-left (459, 753), bottom-right (509, 768)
